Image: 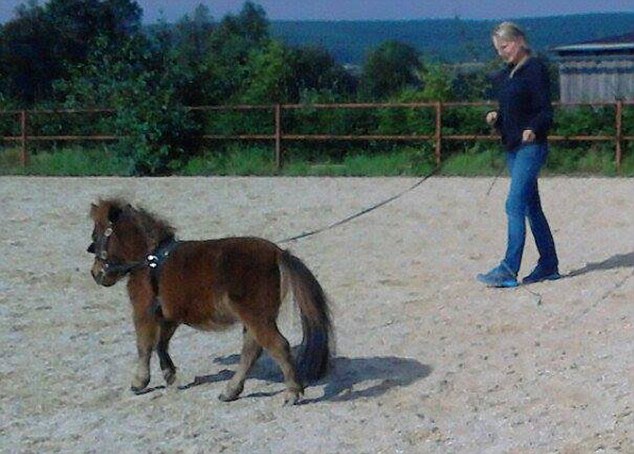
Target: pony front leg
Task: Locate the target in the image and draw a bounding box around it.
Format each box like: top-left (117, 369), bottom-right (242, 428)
top-left (157, 321), bottom-right (179, 386)
top-left (131, 315), bottom-right (159, 393)
top-left (219, 328), bottom-right (262, 402)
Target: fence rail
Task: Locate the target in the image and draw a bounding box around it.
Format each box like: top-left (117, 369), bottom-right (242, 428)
top-left (1, 101), bottom-right (632, 171)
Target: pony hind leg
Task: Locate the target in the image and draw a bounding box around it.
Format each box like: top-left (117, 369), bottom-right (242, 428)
top-left (219, 327), bottom-right (263, 402)
top-left (157, 321), bottom-right (179, 386)
top-left (251, 322), bottom-right (304, 405)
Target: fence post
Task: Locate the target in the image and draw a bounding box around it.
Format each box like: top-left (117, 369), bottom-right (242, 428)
top-left (20, 110), bottom-right (29, 167)
top-left (274, 103), bottom-right (282, 170)
top-left (615, 100), bottom-right (623, 173)
top-left (434, 101), bottom-right (442, 165)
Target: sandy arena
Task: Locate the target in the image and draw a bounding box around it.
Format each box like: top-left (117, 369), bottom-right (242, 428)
top-left (1, 176), bottom-right (632, 453)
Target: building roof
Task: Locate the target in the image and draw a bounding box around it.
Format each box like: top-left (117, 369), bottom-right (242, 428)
top-left (552, 32), bottom-right (634, 54)
top-left (581, 32), bottom-right (634, 45)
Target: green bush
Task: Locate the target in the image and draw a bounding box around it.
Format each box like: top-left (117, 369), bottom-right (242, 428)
top-left (376, 89), bottom-right (435, 136)
top-left (55, 36), bottom-right (200, 176)
top-left (552, 105), bottom-right (615, 136)
top-left (113, 101), bottom-right (199, 176)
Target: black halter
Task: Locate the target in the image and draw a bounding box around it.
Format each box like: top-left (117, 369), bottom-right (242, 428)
top-left (147, 237), bottom-right (180, 291)
top-left (146, 237), bottom-right (180, 319)
top-left (88, 222), bottom-right (179, 280)
top-left (88, 221), bottom-right (180, 320)
top-left (88, 222), bottom-right (136, 275)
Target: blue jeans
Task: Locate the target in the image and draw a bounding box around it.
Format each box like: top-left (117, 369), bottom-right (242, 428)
top-left (502, 143), bottom-right (558, 275)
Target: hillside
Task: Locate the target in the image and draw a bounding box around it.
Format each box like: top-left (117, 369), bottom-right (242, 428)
top-left (270, 13), bottom-right (634, 64)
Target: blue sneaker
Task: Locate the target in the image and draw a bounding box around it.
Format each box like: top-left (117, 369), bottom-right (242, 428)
top-left (477, 263), bottom-right (518, 288)
top-left (522, 264), bottom-right (561, 284)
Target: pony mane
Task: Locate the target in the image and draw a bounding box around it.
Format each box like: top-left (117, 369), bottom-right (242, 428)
top-left (91, 198), bottom-right (176, 247)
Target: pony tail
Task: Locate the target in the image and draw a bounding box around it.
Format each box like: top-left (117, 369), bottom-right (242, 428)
top-left (280, 250), bottom-right (333, 382)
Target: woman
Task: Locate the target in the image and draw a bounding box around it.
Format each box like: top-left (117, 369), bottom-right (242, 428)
top-left (477, 22), bottom-right (560, 288)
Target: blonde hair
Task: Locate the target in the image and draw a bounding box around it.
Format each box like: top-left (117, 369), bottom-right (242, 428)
top-left (492, 22), bottom-right (531, 52)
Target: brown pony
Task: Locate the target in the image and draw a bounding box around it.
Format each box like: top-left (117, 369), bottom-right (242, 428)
top-left (87, 198), bottom-right (333, 405)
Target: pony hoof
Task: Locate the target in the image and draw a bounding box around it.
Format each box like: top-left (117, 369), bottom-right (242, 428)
top-left (283, 391), bottom-right (302, 406)
top-left (131, 384), bottom-right (148, 395)
top-left (131, 377), bottom-right (150, 394)
top-left (218, 392), bottom-right (239, 402)
top-left (163, 369), bottom-right (177, 386)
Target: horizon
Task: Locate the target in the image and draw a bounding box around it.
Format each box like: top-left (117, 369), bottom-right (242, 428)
top-left (1, 0), bottom-right (632, 25)
top-left (265, 11), bottom-right (630, 23)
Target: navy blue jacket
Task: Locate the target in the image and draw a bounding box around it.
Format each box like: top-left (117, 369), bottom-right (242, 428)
top-left (491, 57), bottom-right (553, 151)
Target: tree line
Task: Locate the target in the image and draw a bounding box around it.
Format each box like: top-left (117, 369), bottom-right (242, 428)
top-left (1, 1), bottom-right (501, 106)
top-left (1, 0), bottom-right (618, 175)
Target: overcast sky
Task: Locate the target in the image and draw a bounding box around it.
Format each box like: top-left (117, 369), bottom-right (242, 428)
top-left (1, 0), bottom-right (632, 23)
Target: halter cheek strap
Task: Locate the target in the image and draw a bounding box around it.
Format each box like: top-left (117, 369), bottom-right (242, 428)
top-left (92, 222), bottom-right (142, 274)
top-left (147, 238), bottom-right (180, 319)
top-left (95, 224), bottom-right (114, 261)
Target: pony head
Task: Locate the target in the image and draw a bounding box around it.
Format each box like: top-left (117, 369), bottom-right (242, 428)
top-left (88, 198), bottom-right (175, 287)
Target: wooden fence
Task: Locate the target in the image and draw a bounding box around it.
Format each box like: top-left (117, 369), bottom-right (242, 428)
top-left (1, 100), bottom-right (632, 171)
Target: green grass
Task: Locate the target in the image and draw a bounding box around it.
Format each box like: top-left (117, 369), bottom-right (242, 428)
top-left (545, 144), bottom-right (626, 176)
top-left (283, 146), bottom-right (436, 176)
top-left (1, 143), bottom-right (632, 177)
top-left (440, 143), bottom-right (505, 176)
top-left (180, 146), bottom-right (277, 176)
top-left (0, 146), bottom-right (133, 176)
top-left (620, 150), bottom-right (634, 176)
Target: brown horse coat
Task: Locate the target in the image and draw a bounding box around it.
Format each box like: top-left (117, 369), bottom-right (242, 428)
top-left (88, 198), bottom-right (333, 404)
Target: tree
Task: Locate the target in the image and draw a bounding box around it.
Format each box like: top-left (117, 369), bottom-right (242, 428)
top-left (174, 4), bottom-right (215, 64)
top-left (56, 34), bottom-right (199, 176)
top-left (239, 40), bottom-right (292, 103)
top-left (154, 1), bottom-right (273, 105)
top-left (0, 0), bottom-right (142, 105)
top-left (452, 59), bottom-right (504, 101)
top-left (237, 43), bottom-right (356, 104)
top-left (0, 4), bottom-right (54, 104)
top-left (45, 0), bottom-right (142, 53)
top-left (290, 46), bottom-right (357, 101)
top-left (233, 1), bottom-right (268, 45)
top-left (165, 4), bottom-right (218, 105)
top-left (418, 64), bottom-right (454, 102)
top-left (359, 40), bottom-right (422, 101)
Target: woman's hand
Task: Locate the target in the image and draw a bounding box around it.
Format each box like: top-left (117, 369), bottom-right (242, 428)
top-left (522, 129), bottom-right (536, 143)
top-left (485, 111), bottom-right (498, 126)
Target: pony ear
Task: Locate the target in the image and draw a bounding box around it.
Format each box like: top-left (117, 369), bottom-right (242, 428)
top-left (108, 205), bottom-right (123, 223)
top-left (109, 203), bottom-right (134, 223)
